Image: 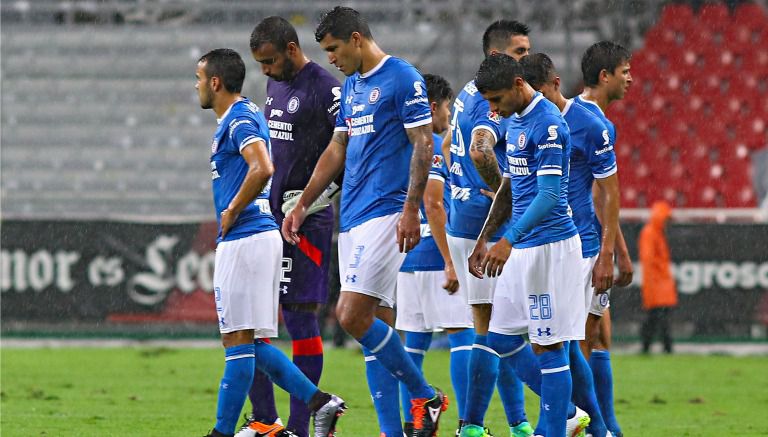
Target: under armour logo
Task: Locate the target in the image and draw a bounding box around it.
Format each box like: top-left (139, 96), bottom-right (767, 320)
top-left (345, 274), bottom-right (357, 283)
top-left (543, 403), bottom-right (550, 411)
top-left (265, 97), bottom-right (273, 106)
top-left (280, 285), bottom-right (289, 295)
top-left (537, 327), bottom-right (552, 336)
top-left (219, 317), bottom-right (226, 327)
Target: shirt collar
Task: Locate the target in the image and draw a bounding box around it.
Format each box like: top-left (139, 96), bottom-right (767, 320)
top-left (515, 92), bottom-right (544, 118)
top-left (360, 55), bottom-right (391, 78)
top-left (216, 97), bottom-right (244, 125)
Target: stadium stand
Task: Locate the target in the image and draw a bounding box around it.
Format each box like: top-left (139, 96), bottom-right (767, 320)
top-left (610, 1), bottom-right (768, 208)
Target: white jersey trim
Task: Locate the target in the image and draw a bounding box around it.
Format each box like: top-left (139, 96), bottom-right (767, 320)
top-left (404, 117), bottom-right (433, 129)
top-left (428, 174), bottom-right (446, 183)
top-left (577, 95), bottom-right (605, 116)
top-left (217, 98), bottom-right (244, 125)
top-left (404, 347), bottom-right (427, 356)
top-left (361, 55), bottom-right (392, 78)
top-left (370, 326), bottom-right (394, 353)
top-left (516, 94), bottom-right (545, 118)
top-left (541, 364), bottom-right (570, 374)
top-left (472, 343), bottom-right (500, 356)
top-left (334, 126), bottom-right (349, 132)
top-left (593, 166), bottom-right (618, 179)
top-left (470, 125), bottom-right (498, 145)
top-left (561, 98), bottom-right (574, 117)
top-left (537, 169), bottom-right (563, 176)
top-left (450, 345), bottom-right (473, 353)
top-left (239, 136), bottom-right (266, 152)
top-left (225, 353), bottom-right (256, 361)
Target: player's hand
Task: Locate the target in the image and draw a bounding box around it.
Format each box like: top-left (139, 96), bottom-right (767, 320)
top-left (282, 203), bottom-right (308, 245)
top-left (220, 208), bottom-right (239, 239)
top-left (397, 206), bottom-right (421, 253)
top-left (592, 252), bottom-right (614, 294)
top-left (615, 250), bottom-right (634, 287)
top-left (480, 188), bottom-right (495, 200)
top-left (468, 239), bottom-right (488, 279)
top-left (481, 238), bottom-right (512, 278)
top-left (442, 262), bottom-right (459, 294)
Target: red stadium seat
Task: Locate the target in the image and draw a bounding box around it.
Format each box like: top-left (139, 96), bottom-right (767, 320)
top-left (697, 3), bottom-right (731, 34)
top-left (733, 2), bottom-right (768, 27)
top-left (658, 3), bottom-right (695, 30)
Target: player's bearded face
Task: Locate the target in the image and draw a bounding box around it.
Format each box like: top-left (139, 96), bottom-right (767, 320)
top-left (195, 63), bottom-right (214, 109)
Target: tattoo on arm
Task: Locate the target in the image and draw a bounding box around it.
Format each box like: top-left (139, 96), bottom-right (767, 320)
top-left (479, 178), bottom-right (512, 241)
top-left (470, 128), bottom-right (502, 192)
top-left (405, 124), bottom-right (433, 207)
top-left (331, 130), bottom-right (349, 149)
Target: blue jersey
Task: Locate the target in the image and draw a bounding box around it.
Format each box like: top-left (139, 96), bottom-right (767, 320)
top-left (574, 95), bottom-right (618, 244)
top-left (334, 56), bottom-right (432, 232)
top-left (447, 80), bottom-right (509, 241)
top-left (210, 98), bottom-right (278, 243)
top-left (562, 99), bottom-right (617, 258)
top-left (504, 93), bottom-right (577, 248)
top-left (401, 133), bottom-right (450, 272)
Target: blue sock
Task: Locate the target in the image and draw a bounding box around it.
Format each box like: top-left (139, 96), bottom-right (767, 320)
top-left (448, 329), bottom-right (474, 420)
top-left (590, 350), bottom-right (622, 435)
top-left (364, 348), bottom-right (403, 436)
top-left (487, 333), bottom-right (527, 425)
top-left (492, 334), bottom-right (541, 396)
top-left (215, 344), bottom-right (256, 435)
top-left (569, 341), bottom-right (608, 436)
top-left (358, 319), bottom-right (434, 399)
top-left (537, 348), bottom-right (572, 437)
top-left (400, 332), bottom-right (433, 423)
top-left (464, 335), bottom-right (499, 426)
top-left (253, 340), bottom-right (317, 405)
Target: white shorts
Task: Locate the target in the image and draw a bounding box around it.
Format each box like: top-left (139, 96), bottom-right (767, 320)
top-left (490, 235), bottom-right (585, 346)
top-left (395, 271), bottom-right (474, 332)
top-left (338, 213), bottom-right (406, 308)
top-left (583, 256), bottom-right (611, 317)
top-left (447, 235), bottom-right (497, 305)
top-left (213, 230), bottom-right (281, 337)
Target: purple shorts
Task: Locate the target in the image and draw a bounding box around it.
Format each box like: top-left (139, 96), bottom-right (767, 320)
top-left (279, 226), bottom-right (333, 304)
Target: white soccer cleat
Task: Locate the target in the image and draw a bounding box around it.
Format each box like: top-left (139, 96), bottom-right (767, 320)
top-left (566, 407), bottom-right (591, 437)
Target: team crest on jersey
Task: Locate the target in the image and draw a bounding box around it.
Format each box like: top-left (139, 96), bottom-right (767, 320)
top-left (517, 132), bottom-right (527, 150)
top-left (211, 138), bottom-right (219, 154)
top-left (368, 87), bottom-right (381, 104)
top-left (487, 111), bottom-right (501, 123)
top-left (287, 96), bottom-right (300, 114)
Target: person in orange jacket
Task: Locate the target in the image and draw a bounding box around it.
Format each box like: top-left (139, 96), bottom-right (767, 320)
top-left (638, 201), bottom-right (678, 353)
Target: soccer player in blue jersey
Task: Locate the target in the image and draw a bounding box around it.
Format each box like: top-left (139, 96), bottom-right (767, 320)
top-left (574, 41), bottom-right (634, 437)
top-left (281, 7), bottom-right (446, 437)
top-left (395, 73), bottom-right (474, 436)
top-left (522, 52), bottom-right (620, 437)
top-left (237, 17), bottom-right (341, 437)
top-left (195, 49), bottom-right (345, 437)
top-left (446, 20), bottom-right (534, 437)
top-left (470, 53), bottom-right (585, 437)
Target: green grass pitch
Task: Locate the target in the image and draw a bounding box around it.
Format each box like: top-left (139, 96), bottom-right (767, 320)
top-left (1, 346), bottom-right (767, 436)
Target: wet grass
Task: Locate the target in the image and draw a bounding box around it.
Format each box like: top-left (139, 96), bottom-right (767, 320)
top-left (1, 347), bottom-right (766, 436)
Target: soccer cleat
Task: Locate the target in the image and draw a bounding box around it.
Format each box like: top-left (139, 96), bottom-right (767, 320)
top-left (204, 429), bottom-right (233, 437)
top-left (510, 421), bottom-right (534, 437)
top-left (234, 416), bottom-right (285, 437)
top-left (458, 424), bottom-right (493, 437)
top-left (404, 422), bottom-right (414, 436)
top-left (410, 387), bottom-right (448, 437)
top-left (566, 407), bottom-right (591, 437)
top-left (312, 394), bottom-right (346, 437)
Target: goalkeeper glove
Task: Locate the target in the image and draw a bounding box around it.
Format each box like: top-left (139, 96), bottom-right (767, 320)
top-left (281, 182), bottom-right (341, 216)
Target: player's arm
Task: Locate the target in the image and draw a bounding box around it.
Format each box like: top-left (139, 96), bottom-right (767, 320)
top-left (469, 127), bottom-right (502, 192)
top-left (221, 140), bottom-right (273, 238)
top-left (468, 177), bottom-right (512, 279)
top-left (441, 126), bottom-right (452, 167)
top-left (424, 177), bottom-right (459, 293)
top-left (283, 131), bottom-right (348, 244)
top-left (399, 124), bottom-right (434, 253)
top-left (593, 170), bottom-right (633, 287)
top-left (592, 174), bottom-right (620, 292)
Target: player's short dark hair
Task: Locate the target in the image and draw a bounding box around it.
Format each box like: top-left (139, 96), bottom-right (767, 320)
top-left (250, 16), bottom-right (300, 52)
top-left (315, 6), bottom-right (373, 42)
top-left (424, 73), bottom-right (453, 105)
top-left (581, 41), bottom-right (631, 87)
top-left (475, 53), bottom-right (524, 94)
top-left (520, 52), bottom-right (557, 90)
top-left (482, 20), bottom-right (530, 56)
top-left (198, 48), bottom-right (246, 93)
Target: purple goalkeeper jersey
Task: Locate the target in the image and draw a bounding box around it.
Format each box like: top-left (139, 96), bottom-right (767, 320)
top-left (265, 61), bottom-right (341, 230)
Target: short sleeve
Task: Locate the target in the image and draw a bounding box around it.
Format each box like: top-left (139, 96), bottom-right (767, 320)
top-left (471, 99), bottom-right (504, 144)
top-left (321, 81), bottom-right (342, 127)
top-left (334, 91), bottom-right (348, 133)
top-left (533, 117), bottom-right (566, 176)
top-left (428, 136), bottom-right (448, 183)
top-left (587, 122), bottom-right (618, 179)
top-left (229, 117), bottom-right (268, 152)
top-left (396, 66), bottom-right (432, 129)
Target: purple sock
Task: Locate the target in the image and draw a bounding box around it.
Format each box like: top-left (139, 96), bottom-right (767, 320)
top-left (249, 339), bottom-right (278, 423)
top-left (283, 309), bottom-right (324, 437)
